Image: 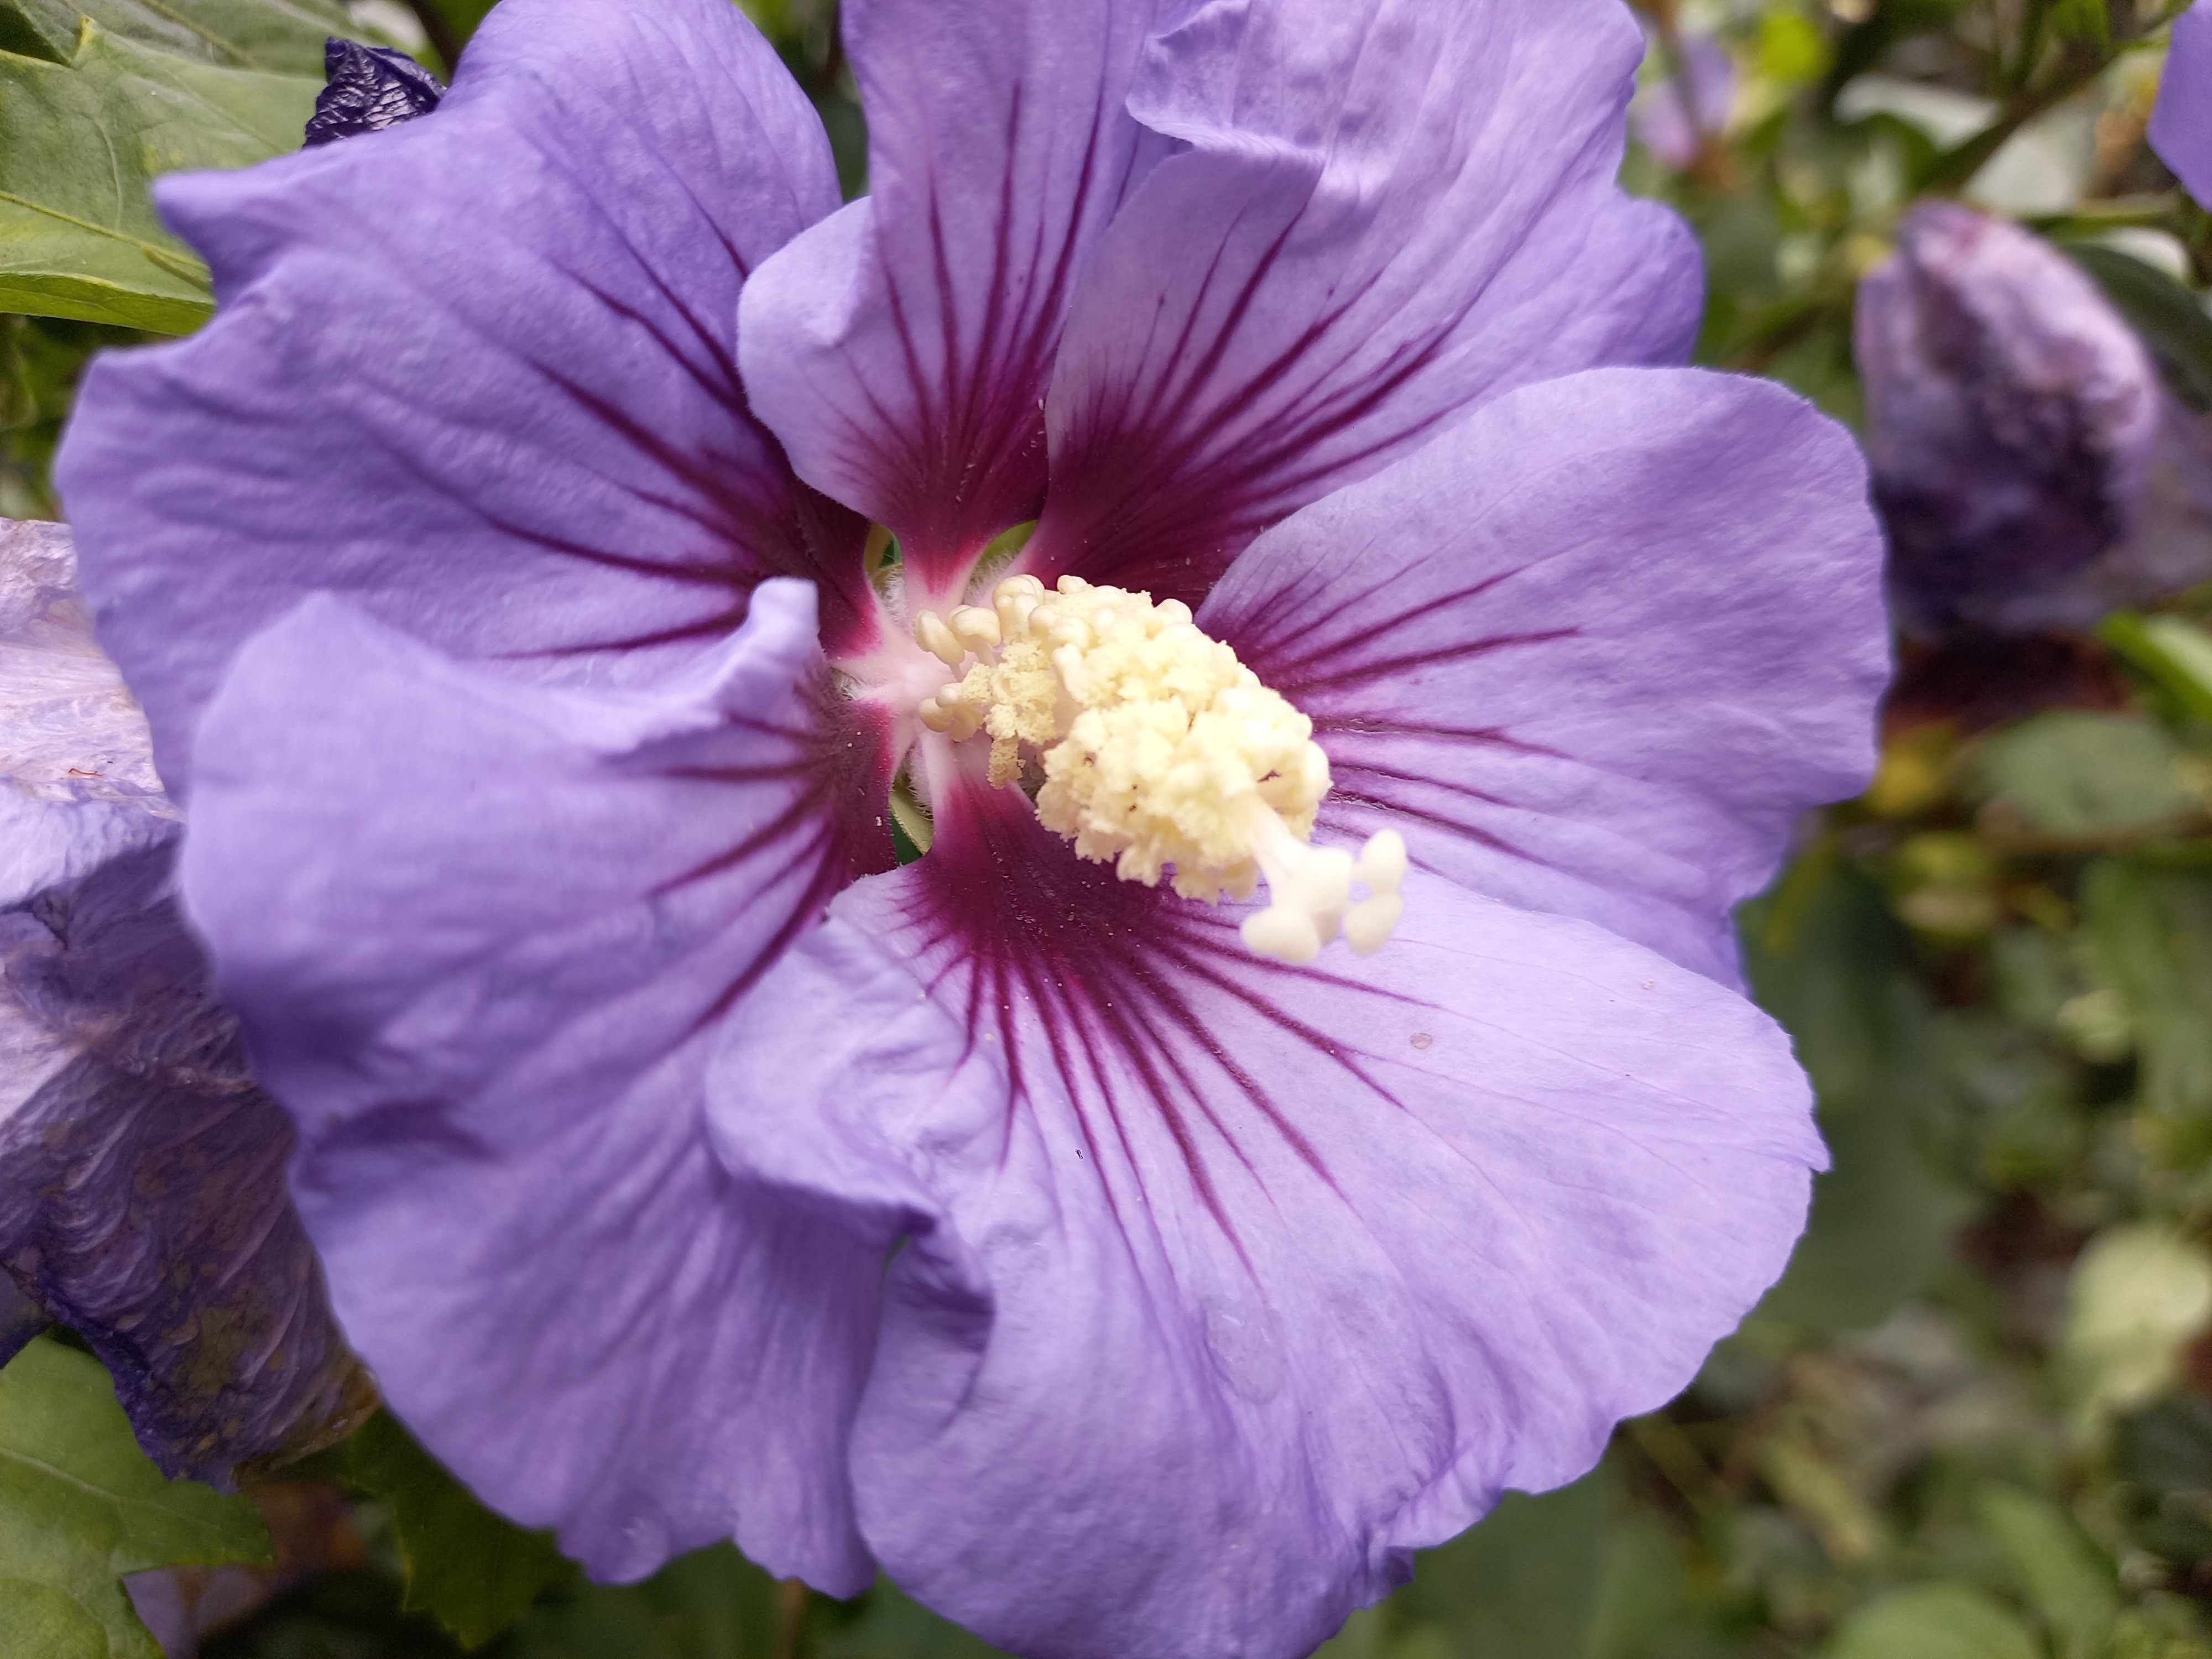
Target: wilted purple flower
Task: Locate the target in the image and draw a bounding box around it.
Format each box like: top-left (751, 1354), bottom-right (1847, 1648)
top-left (1856, 202), bottom-right (2177, 635)
top-left (0, 519), bottom-right (371, 1485)
top-left (58, 0), bottom-right (1885, 1653)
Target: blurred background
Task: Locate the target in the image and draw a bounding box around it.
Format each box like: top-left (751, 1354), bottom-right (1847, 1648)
top-left (7, 1), bottom-right (2212, 1655)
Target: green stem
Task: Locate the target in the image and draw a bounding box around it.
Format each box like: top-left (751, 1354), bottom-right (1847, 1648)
top-left (2012, 0), bottom-right (2051, 91)
top-left (401, 0), bottom-right (464, 76)
top-left (775, 1578), bottom-right (810, 1659)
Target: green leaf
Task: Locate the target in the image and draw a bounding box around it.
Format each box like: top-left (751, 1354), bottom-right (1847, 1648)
top-left (0, 1336), bottom-right (270, 1659)
top-left (2080, 862), bottom-right (2212, 1159)
top-left (1974, 1484), bottom-right (2120, 1659)
top-left (1397, 1470), bottom-right (1608, 1659)
top-left (0, 20), bottom-right (320, 332)
top-left (501, 1542), bottom-right (786, 1659)
top-left (2062, 1228), bottom-right (2212, 1420)
top-left (1585, 1514), bottom-right (1691, 1659)
top-left (342, 1411), bottom-right (572, 1650)
top-left (1973, 712), bottom-right (2200, 837)
top-left (1740, 867), bottom-right (1974, 1330)
top-left (818, 1577), bottom-right (1013, 1659)
top-left (1822, 1584), bottom-right (2041, 1659)
top-left (2114, 1394), bottom-right (2212, 1570)
top-left (2099, 612), bottom-right (2212, 728)
top-left (410, 0), bottom-right (491, 45)
top-left (2051, 0), bottom-right (2112, 47)
top-left (1756, 9), bottom-right (1829, 85)
top-left (0, 0), bottom-right (359, 72)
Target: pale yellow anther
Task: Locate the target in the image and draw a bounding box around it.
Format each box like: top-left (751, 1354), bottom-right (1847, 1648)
top-left (914, 609), bottom-right (967, 669)
top-left (914, 573), bottom-right (1409, 962)
top-left (949, 606), bottom-right (1001, 652)
top-left (993, 574), bottom-right (1046, 640)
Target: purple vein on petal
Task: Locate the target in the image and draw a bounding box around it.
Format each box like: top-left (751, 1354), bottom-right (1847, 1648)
top-left (1042, 185), bottom-right (1514, 603)
top-left (844, 71), bottom-right (1144, 586)
top-left (900, 784), bottom-right (1446, 1259)
top-left (500, 356), bottom-right (872, 657)
top-left (1276, 629), bottom-right (1577, 701)
top-left (655, 668), bottom-right (897, 1025)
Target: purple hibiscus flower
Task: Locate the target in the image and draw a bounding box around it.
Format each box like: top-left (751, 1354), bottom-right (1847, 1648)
top-left (55, 0), bottom-right (1886, 1653)
top-left (2154, 1), bottom-right (2212, 202)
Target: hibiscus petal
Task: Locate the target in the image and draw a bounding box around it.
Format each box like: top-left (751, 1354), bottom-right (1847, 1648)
top-left (1029, 0), bottom-right (1703, 603)
top-left (0, 519), bottom-right (174, 905)
top-left (180, 581), bottom-right (888, 1587)
top-left (2151, 2), bottom-right (2212, 207)
top-left (1203, 367), bottom-right (1887, 985)
top-left (57, 0), bottom-right (863, 803)
top-left (708, 781), bottom-right (1819, 1659)
top-left (738, 0), bottom-right (1173, 591)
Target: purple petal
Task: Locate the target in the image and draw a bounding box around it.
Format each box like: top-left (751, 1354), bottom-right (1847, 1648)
top-left (708, 780), bottom-right (1819, 1659)
top-left (739, 0), bottom-right (1171, 594)
top-left (0, 519), bottom-right (175, 905)
top-left (180, 581), bottom-right (889, 1587)
top-left (1, 844), bottom-right (375, 1488)
top-left (57, 0), bottom-right (864, 804)
top-left (1026, 0), bottom-right (1704, 605)
top-left (2152, 3), bottom-right (2212, 207)
top-left (1203, 367), bottom-right (1888, 985)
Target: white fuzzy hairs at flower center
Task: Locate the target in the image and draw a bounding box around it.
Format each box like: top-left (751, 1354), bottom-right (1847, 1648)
top-left (911, 574), bottom-right (1406, 965)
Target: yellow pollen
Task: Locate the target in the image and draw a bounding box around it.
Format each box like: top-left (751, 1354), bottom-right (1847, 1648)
top-left (911, 575), bottom-right (1407, 964)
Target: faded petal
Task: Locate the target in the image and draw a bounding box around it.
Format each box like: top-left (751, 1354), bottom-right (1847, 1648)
top-left (709, 781), bottom-right (1819, 1659)
top-left (1203, 367), bottom-right (1887, 985)
top-left (1029, 0), bottom-right (1703, 604)
top-left (2152, 2), bottom-right (2212, 207)
top-left (740, 0), bottom-right (1171, 591)
top-left (1, 519), bottom-right (367, 1487)
top-left (58, 0), bottom-right (863, 802)
top-left (0, 519), bottom-right (174, 906)
top-left (1, 846), bottom-right (374, 1487)
top-left (180, 581), bottom-right (886, 1587)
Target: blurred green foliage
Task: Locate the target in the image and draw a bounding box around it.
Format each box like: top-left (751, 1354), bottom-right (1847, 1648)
top-left (8, 0), bottom-right (2212, 1656)
top-left (0, 1338), bottom-right (269, 1659)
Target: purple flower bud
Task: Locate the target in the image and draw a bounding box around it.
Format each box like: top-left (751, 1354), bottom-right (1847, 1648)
top-left (1632, 33), bottom-right (1734, 171)
top-left (1856, 203), bottom-right (2162, 635)
top-left (303, 38), bottom-right (445, 148)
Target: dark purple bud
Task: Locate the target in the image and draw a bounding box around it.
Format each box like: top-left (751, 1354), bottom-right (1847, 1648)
top-left (302, 37), bottom-right (445, 148)
top-left (1856, 203), bottom-right (2161, 636)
